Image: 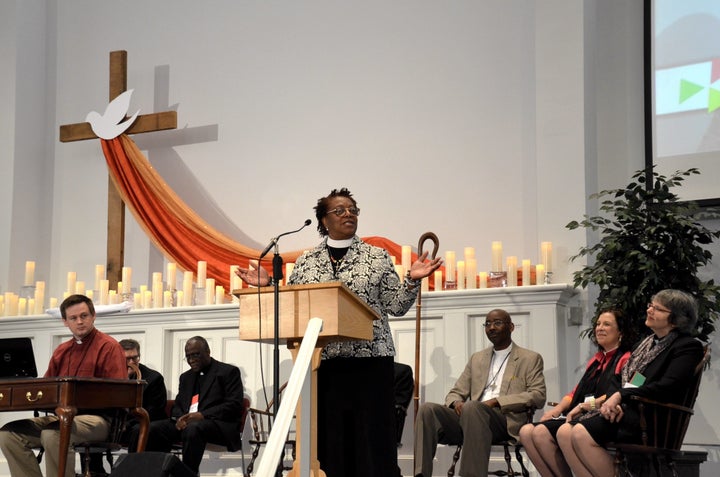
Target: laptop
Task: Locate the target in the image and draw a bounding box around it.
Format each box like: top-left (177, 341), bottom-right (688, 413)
top-left (0, 337), bottom-right (38, 378)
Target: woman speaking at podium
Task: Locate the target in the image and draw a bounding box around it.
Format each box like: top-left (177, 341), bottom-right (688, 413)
top-left (237, 187), bottom-right (441, 477)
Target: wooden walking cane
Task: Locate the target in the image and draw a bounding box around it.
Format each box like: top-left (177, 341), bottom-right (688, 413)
top-left (414, 232), bottom-right (439, 420)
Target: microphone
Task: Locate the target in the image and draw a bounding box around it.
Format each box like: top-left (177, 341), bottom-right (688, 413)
top-left (259, 219), bottom-right (312, 259)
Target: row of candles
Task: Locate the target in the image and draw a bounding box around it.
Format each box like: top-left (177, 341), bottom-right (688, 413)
top-left (392, 241), bottom-right (553, 291)
top-left (2, 241), bottom-right (552, 316)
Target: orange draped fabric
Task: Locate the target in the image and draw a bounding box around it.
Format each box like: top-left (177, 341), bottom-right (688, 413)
top-left (100, 135), bottom-right (441, 291)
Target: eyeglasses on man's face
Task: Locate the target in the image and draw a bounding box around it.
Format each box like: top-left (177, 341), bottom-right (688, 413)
top-left (125, 354), bottom-right (140, 362)
top-left (483, 320), bottom-right (510, 328)
top-left (326, 206), bottom-right (360, 217)
top-left (647, 302), bottom-right (672, 314)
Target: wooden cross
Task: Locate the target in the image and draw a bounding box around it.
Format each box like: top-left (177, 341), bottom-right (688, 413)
top-left (59, 50), bottom-right (177, 289)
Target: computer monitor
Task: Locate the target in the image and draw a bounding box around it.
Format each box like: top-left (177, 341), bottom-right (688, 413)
top-left (0, 337), bottom-right (38, 378)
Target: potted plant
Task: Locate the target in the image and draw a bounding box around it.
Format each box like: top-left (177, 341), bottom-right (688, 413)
top-left (566, 167), bottom-right (720, 342)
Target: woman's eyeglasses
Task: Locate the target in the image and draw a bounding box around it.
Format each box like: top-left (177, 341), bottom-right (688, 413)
top-left (326, 207), bottom-right (360, 217)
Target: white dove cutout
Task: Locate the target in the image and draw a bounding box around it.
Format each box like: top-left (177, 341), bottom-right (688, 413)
top-left (85, 89), bottom-right (141, 140)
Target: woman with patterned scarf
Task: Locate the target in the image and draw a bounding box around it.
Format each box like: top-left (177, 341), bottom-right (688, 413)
top-left (557, 289), bottom-right (705, 477)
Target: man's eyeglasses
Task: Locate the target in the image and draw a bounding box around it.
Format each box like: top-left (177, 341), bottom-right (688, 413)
top-left (126, 355), bottom-right (140, 362)
top-left (483, 320), bottom-right (510, 328)
top-left (326, 206), bottom-right (360, 217)
top-left (648, 303), bottom-right (672, 314)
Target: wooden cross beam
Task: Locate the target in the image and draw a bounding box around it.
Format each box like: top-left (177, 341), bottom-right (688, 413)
top-left (59, 50), bottom-right (177, 289)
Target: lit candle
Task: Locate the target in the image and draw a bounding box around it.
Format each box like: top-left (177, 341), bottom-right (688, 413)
top-left (491, 242), bottom-right (503, 271)
top-left (75, 281), bottom-right (85, 295)
top-left (27, 298), bottom-right (35, 314)
top-left (230, 265), bottom-right (240, 290)
top-left (163, 290), bottom-right (172, 308)
top-left (121, 267), bottom-right (132, 294)
top-left (394, 264), bottom-right (405, 280)
top-left (434, 270), bottom-right (443, 291)
top-left (445, 251), bottom-right (456, 285)
top-left (108, 291), bottom-right (118, 304)
top-left (94, 264), bottom-right (105, 291)
top-left (205, 278), bottom-right (215, 304)
top-left (522, 259), bottom-right (531, 286)
top-left (49, 297), bottom-right (58, 308)
top-left (464, 247), bottom-right (475, 261)
top-left (479, 272), bottom-right (488, 289)
top-left (421, 277), bottom-right (429, 292)
top-left (152, 274), bottom-right (163, 309)
top-left (535, 264), bottom-right (546, 285)
top-left (215, 285), bottom-right (225, 305)
top-left (18, 297), bottom-right (27, 316)
top-left (134, 292), bottom-right (142, 308)
top-left (176, 290), bottom-right (185, 307)
top-left (24, 261), bottom-right (35, 287)
top-left (197, 261), bottom-right (207, 287)
top-left (541, 242), bottom-right (553, 273)
top-left (143, 290), bottom-right (152, 309)
top-left (167, 262), bottom-right (177, 290)
top-left (86, 290), bottom-right (93, 301)
top-left (401, 245), bottom-right (412, 271)
top-left (457, 261), bottom-right (465, 290)
top-left (66, 272), bottom-right (77, 295)
top-left (466, 258), bottom-right (477, 289)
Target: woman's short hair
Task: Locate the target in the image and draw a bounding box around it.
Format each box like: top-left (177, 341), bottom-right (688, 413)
top-left (653, 289), bottom-right (698, 334)
top-left (314, 187), bottom-right (357, 236)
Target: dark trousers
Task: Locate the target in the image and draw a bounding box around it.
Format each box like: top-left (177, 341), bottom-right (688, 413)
top-left (130, 418), bottom-right (224, 474)
top-left (318, 356), bottom-right (397, 477)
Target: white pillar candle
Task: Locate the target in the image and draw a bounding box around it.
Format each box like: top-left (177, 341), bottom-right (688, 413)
top-left (421, 277), bottom-right (429, 292)
top-left (507, 256), bottom-right (518, 287)
top-left (390, 255), bottom-right (397, 265)
top-left (108, 291), bottom-right (119, 304)
top-left (535, 264), bottom-right (546, 285)
top-left (285, 263), bottom-right (295, 284)
top-left (522, 259), bottom-right (531, 286)
top-left (167, 262), bottom-right (177, 290)
top-left (394, 264), bottom-right (405, 280)
top-left (24, 261), bottom-right (35, 287)
top-left (163, 290), bottom-right (172, 308)
top-left (464, 247), bottom-right (475, 261)
top-left (27, 298), bottom-right (35, 314)
top-left (143, 290), bottom-right (152, 309)
top-left (134, 292), bottom-right (142, 308)
top-left (75, 281), bottom-right (85, 295)
top-left (152, 276), bottom-right (163, 309)
top-left (541, 242), bottom-right (553, 273)
top-left (215, 285), bottom-right (225, 305)
top-left (401, 245), bottom-right (412, 271)
top-left (86, 290), bottom-right (93, 301)
top-left (197, 261), bottom-right (207, 286)
top-left (66, 272), bottom-right (77, 295)
top-left (49, 297), bottom-right (58, 308)
top-left (34, 281), bottom-right (45, 314)
top-left (445, 251), bottom-right (456, 285)
top-left (99, 279), bottom-right (109, 305)
top-left (479, 272), bottom-right (488, 289)
top-left (94, 264), bottom-right (105, 291)
top-left (205, 278), bottom-right (215, 305)
top-left (456, 261), bottom-right (465, 290)
top-left (176, 290), bottom-right (184, 307)
top-left (433, 270), bottom-right (443, 291)
top-left (18, 297), bottom-right (27, 316)
top-left (491, 242), bottom-right (503, 271)
top-left (121, 267), bottom-right (132, 294)
top-left (230, 265), bottom-right (240, 290)
top-left (466, 259), bottom-right (477, 289)
top-left (183, 271), bottom-right (194, 304)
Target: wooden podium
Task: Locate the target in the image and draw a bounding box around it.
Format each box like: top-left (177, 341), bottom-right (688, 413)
top-left (234, 282), bottom-right (379, 476)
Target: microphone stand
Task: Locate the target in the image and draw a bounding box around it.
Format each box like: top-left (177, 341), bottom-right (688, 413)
top-left (270, 246), bottom-right (284, 477)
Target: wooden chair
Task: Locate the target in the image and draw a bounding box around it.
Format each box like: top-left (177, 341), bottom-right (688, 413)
top-left (608, 346), bottom-right (710, 477)
top-left (167, 395), bottom-right (251, 476)
top-left (74, 362), bottom-right (143, 477)
top-left (447, 405), bottom-right (535, 477)
top-left (245, 382), bottom-right (297, 476)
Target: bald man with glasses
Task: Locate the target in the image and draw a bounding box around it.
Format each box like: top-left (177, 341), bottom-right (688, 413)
top-left (414, 309), bottom-right (546, 477)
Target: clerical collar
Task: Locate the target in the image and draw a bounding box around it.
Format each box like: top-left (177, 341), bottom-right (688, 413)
top-left (327, 237), bottom-right (353, 248)
top-left (74, 327), bottom-right (97, 345)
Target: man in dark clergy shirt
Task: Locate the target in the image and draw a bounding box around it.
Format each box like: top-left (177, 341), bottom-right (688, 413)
top-left (0, 294), bottom-right (127, 477)
top-left (136, 336), bottom-right (244, 475)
